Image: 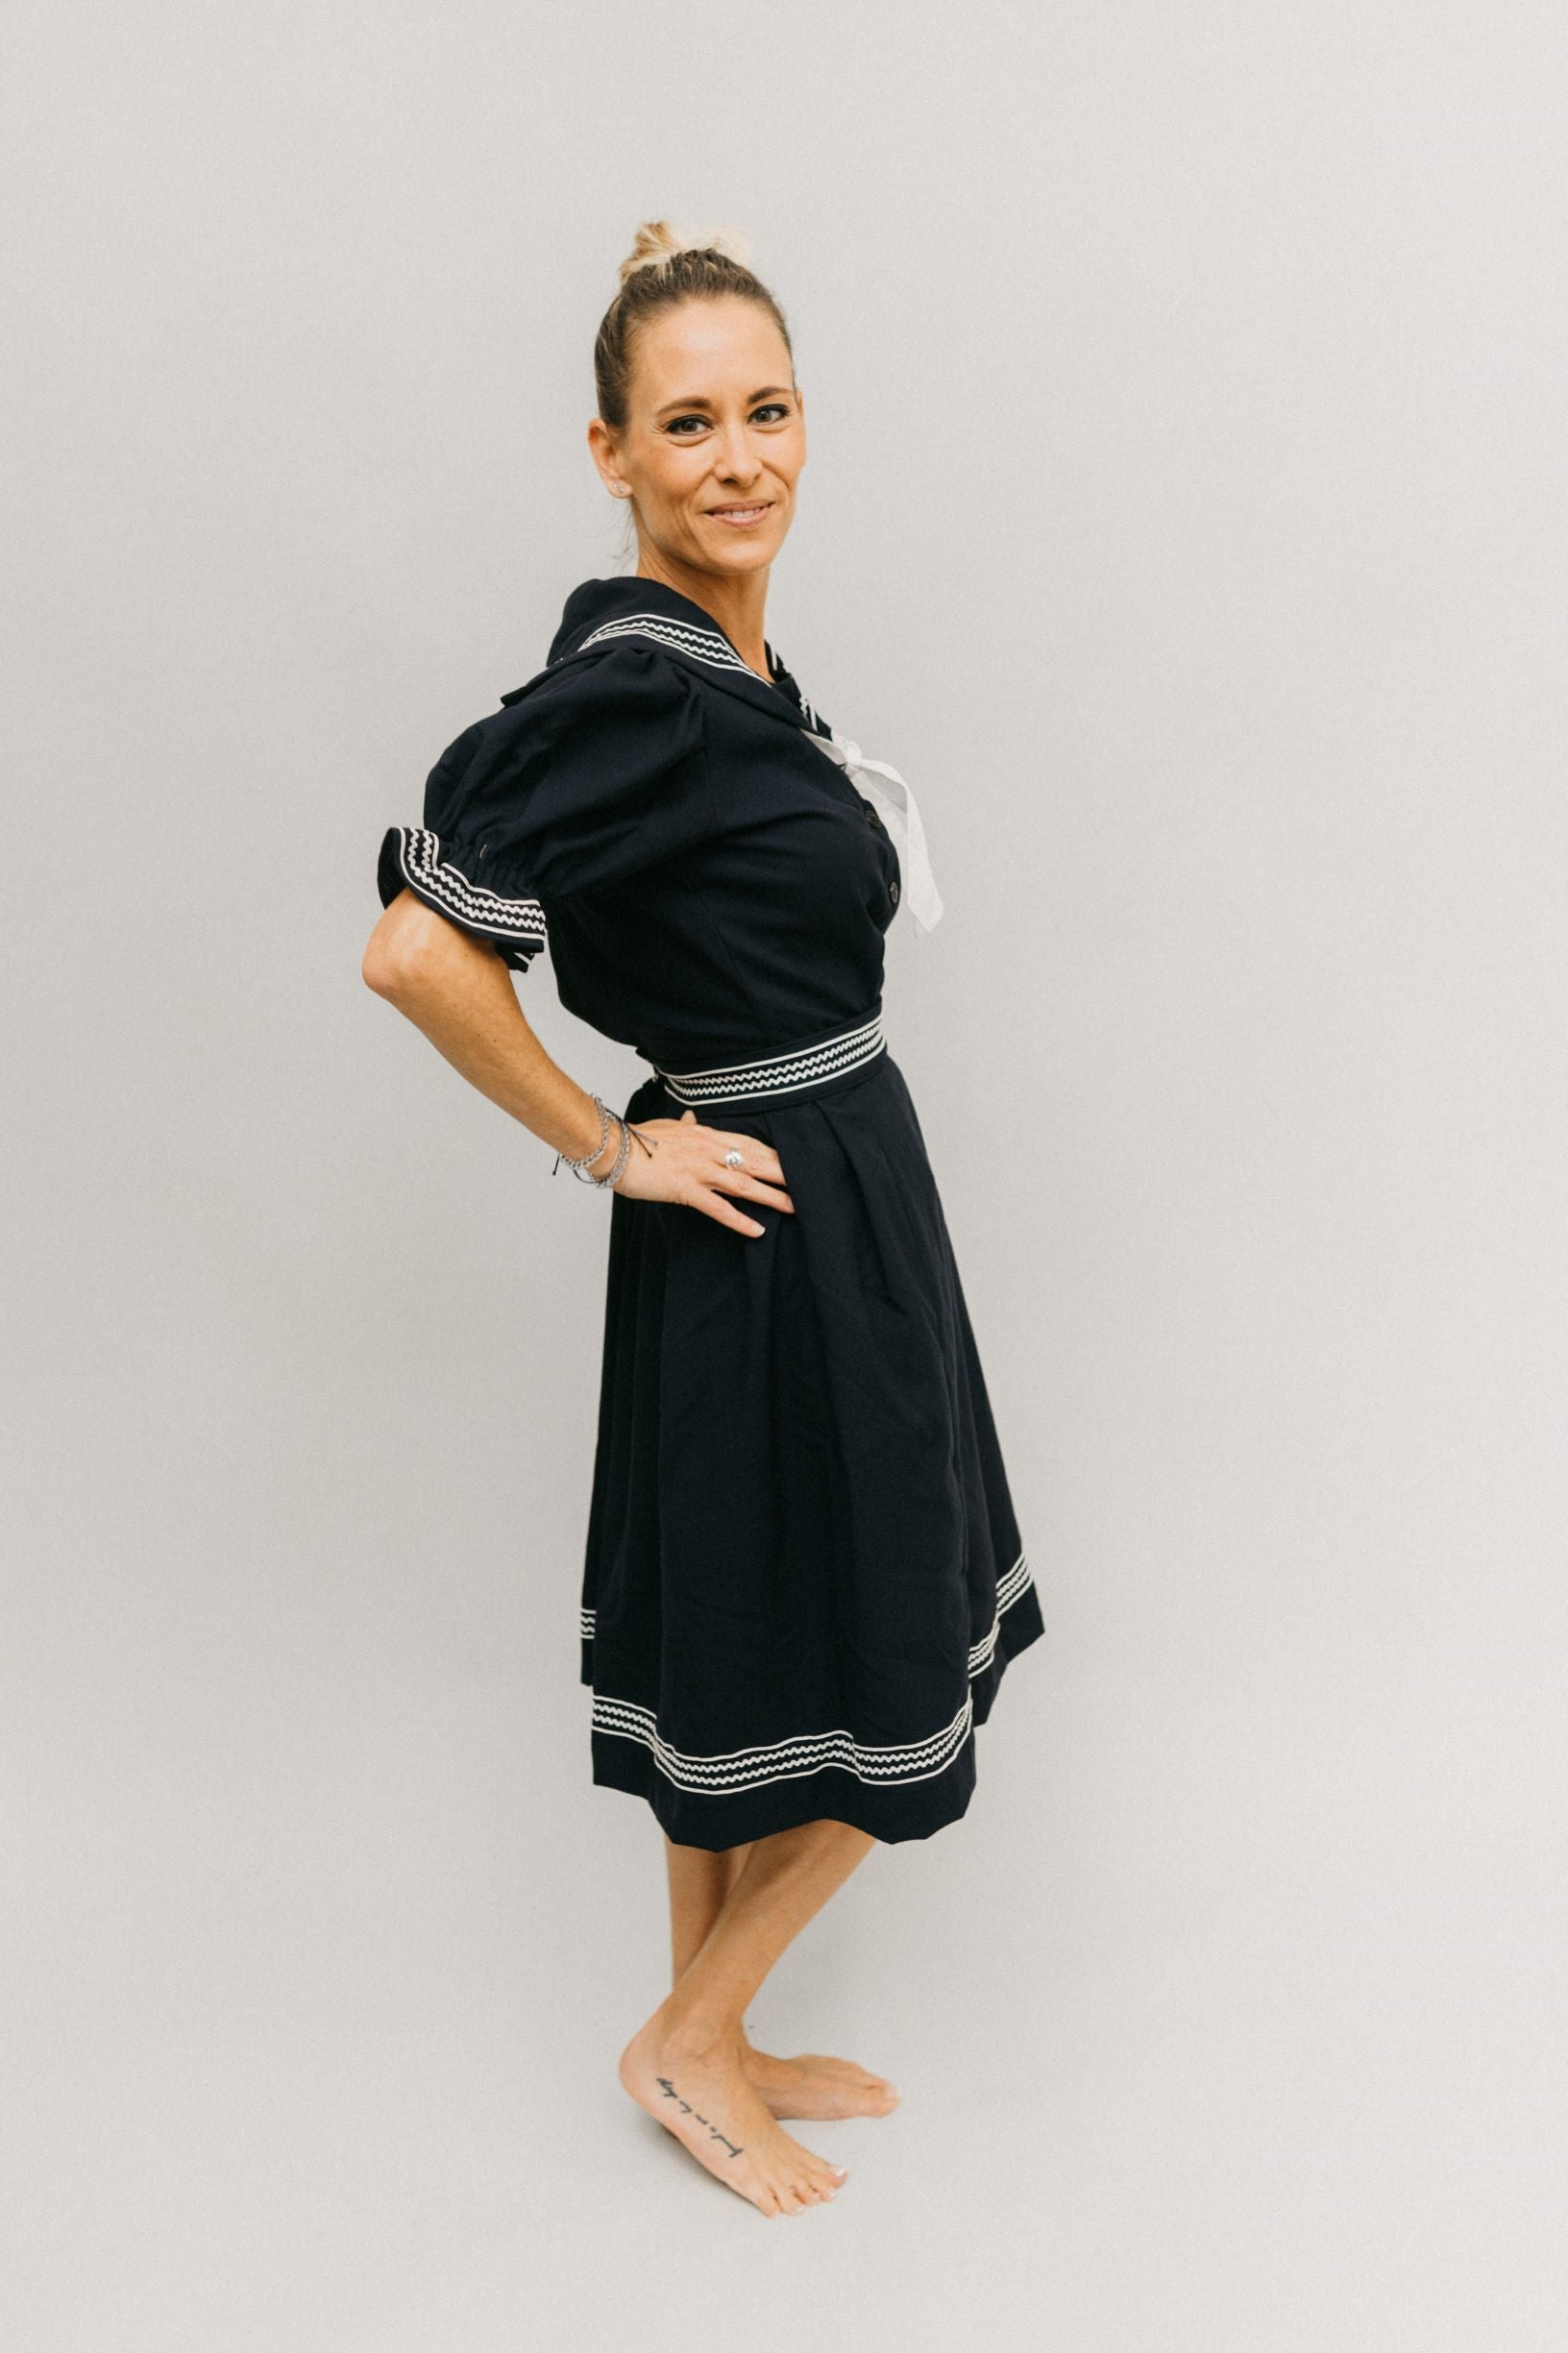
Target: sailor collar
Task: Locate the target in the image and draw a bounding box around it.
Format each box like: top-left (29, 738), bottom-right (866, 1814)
top-left (502, 575), bottom-right (944, 934)
top-left (502, 574), bottom-right (829, 739)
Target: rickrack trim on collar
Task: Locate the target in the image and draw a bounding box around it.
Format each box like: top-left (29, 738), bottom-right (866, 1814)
top-left (571, 609), bottom-right (821, 723)
top-left (575, 611), bottom-right (755, 674)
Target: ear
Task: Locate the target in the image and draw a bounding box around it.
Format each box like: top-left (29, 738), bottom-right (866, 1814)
top-left (586, 415), bottom-right (629, 502)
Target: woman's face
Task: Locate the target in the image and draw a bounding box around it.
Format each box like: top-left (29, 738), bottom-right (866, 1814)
top-left (590, 296), bottom-right (806, 581)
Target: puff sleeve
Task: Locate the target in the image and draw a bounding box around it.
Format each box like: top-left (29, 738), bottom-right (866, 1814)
top-left (376, 640), bottom-right (708, 973)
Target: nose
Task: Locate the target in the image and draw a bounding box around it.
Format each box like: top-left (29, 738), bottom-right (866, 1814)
top-left (712, 421), bottom-right (762, 484)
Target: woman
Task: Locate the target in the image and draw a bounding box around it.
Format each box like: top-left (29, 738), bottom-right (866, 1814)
top-left (361, 222), bottom-right (1044, 2219)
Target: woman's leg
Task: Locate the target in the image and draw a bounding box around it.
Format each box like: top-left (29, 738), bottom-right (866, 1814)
top-left (664, 1834), bottom-right (899, 2120)
top-left (665, 1836), bottom-right (749, 1978)
top-left (621, 1817), bottom-right (878, 2218)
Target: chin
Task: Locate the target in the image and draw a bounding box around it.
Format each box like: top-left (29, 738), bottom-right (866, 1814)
top-left (706, 528), bottom-right (788, 574)
top-left (721, 543), bottom-right (780, 574)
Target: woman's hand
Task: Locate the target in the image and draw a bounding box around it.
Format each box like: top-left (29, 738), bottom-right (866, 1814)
top-left (361, 899), bottom-right (791, 1233)
top-left (612, 1108), bottom-right (795, 1238)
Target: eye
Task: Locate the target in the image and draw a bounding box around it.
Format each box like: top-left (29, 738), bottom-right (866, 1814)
top-left (662, 402), bottom-right (794, 438)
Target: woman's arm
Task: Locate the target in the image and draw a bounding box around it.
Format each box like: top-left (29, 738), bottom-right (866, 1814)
top-left (361, 892), bottom-right (794, 1238)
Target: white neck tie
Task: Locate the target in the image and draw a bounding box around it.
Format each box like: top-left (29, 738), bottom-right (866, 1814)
top-left (806, 727), bottom-right (944, 936)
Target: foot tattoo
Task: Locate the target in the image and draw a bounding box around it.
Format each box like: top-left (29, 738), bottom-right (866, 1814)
top-left (656, 2074), bottom-right (743, 2160)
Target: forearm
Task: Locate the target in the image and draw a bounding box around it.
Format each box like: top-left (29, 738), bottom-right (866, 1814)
top-left (362, 893), bottom-right (615, 1170)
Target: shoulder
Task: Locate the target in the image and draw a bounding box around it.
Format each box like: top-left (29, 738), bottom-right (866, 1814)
top-left (421, 632), bottom-right (708, 857)
top-left (417, 640), bottom-right (702, 827)
top-left (445, 633), bottom-right (705, 776)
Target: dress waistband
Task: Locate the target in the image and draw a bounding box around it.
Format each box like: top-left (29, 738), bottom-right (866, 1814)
top-left (652, 1012), bottom-right (887, 1110)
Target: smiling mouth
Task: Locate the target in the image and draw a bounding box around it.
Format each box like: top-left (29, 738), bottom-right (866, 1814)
top-left (706, 502), bottom-right (772, 525)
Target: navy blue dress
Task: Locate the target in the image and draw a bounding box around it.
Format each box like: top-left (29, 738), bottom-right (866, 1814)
top-left (378, 575), bottom-right (1044, 1847)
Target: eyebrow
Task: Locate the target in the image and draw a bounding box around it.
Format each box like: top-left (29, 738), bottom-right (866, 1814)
top-left (653, 385), bottom-right (796, 418)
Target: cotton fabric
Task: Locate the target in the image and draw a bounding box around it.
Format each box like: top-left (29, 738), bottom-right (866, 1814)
top-left (377, 575), bottom-right (1044, 1847)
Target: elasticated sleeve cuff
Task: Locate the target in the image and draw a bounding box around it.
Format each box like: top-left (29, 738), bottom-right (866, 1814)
top-left (377, 823), bottom-right (547, 973)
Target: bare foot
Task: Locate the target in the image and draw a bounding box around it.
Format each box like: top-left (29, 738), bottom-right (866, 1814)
top-left (620, 2006), bottom-right (850, 2219)
top-left (741, 2041), bottom-right (901, 2120)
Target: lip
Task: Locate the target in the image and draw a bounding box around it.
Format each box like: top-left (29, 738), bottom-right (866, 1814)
top-left (705, 501), bottom-right (772, 526)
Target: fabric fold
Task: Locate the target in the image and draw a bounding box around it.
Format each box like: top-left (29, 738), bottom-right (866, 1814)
top-left (806, 730), bottom-right (944, 936)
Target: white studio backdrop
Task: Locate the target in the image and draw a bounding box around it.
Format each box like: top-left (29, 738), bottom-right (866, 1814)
top-left (3, 3), bottom-right (1564, 2348)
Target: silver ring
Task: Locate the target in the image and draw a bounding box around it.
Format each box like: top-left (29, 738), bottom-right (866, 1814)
top-left (723, 1148), bottom-right (746, 1168)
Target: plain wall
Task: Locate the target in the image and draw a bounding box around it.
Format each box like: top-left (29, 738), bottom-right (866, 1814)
top-left (4, 2), bottom-right (1564, 2346)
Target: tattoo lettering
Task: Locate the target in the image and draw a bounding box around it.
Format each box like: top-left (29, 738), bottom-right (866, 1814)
top-left (656, 2074), bottom-right (743, 2159)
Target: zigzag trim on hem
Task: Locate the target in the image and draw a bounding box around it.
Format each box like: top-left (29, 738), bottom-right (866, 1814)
top-left (579, 1551), bottom-right (1036, 1794)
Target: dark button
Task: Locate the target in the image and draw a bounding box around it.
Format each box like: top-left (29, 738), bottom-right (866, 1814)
top-left (863, 802), bottom-right (878, 826)
top-left (890, 879), bottom-right (899, 903)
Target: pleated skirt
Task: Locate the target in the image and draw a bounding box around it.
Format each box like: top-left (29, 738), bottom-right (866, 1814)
top-left (577, 1042), bottom-right (1044, 1849)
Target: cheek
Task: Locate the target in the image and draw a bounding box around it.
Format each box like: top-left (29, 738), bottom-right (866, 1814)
top-left (656, 449), bottom-right (710, 503)
top-left (629, 438), bottom-right (690, 501)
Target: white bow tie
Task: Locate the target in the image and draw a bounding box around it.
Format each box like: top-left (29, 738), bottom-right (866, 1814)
top-left (805, 726), bottom-right (944, 936)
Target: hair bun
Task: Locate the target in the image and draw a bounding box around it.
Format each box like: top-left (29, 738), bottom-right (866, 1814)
top-left (618, 217), bottom-right (755, 286)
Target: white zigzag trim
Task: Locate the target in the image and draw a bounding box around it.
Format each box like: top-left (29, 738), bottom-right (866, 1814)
top-left (966, 1551), bottom-right (1036, 1674)
top-left (581, 1552), bottom-right (1035, 1793)
top-left (592, 1690), bottom-right (975, 1791)
top-left (392, 826), bottom-right (548, 946)
top-left (656, 1014), bottom-right (886, 1105)
top-left (576, 614), bottom-right (753, 674)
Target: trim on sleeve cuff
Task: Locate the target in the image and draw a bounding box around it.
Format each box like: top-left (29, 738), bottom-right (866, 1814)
top-left (379, 825), bottom-right (548, 968)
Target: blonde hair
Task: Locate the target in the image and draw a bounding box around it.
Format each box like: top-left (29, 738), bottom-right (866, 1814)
top-left (593, 217), bottom-right (794, 431)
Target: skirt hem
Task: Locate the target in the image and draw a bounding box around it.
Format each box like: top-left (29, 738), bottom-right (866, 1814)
top-left (582, 1582), bottom-right (1045, 1851)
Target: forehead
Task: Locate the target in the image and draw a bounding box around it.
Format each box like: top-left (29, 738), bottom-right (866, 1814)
top-left (629, 296), bottom-right (793, 404)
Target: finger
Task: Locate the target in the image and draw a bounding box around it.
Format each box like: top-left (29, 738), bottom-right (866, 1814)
top-left (692, 1189), bottom-right (769, 1238)
top-left (711, 1172), bottom-right (795, 1213)
top-left (709, 1133), bottom-right (788, 1185)
top-left (679, 1109), bottom-right (698, 1124)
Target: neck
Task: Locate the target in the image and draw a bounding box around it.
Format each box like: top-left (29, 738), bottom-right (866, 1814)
top-left (635, 548), bottom-right (772, 679)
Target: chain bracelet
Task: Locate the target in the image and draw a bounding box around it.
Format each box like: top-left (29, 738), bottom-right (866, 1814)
top-left (555, 1093), bottom-right (611, 1178)
top-left (555, 1087), bottom-right (630, 1186)
top-left (568, 1105), bottom-right (634, 1189)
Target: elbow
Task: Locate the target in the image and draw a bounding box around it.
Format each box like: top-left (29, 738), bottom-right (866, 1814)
top-left (361, 928), bottom-right (412, 1004)
top-left (362, 894), bottom-right (442, 1006)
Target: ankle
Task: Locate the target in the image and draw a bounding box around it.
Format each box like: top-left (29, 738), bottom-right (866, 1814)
top-left (657, 2000), bottom-right (745, 2066)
